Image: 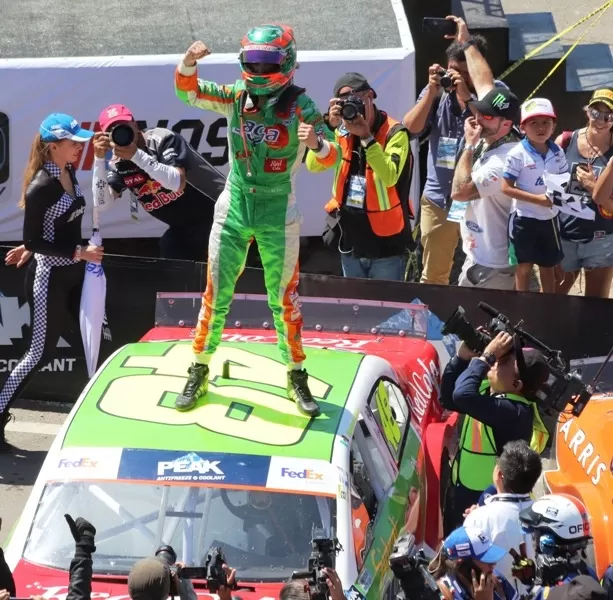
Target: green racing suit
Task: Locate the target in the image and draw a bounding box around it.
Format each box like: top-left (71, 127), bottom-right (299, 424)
top-left (175, 60), bottom-right (339, 367)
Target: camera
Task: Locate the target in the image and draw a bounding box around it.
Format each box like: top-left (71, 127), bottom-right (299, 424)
top-left (339, 95), bottom-right (366, 121)
top-left (437, 69), bottom-right (454, 91)
top-left (291, 529), bottom-right (343, 600)
top-left (389, 534), bottom-right (439, 600)
top-left (442, 302), bottom-right (595, 417)
top-left (109, 123), bottom-right (135, 147)
top-left (155, 544), bottom-right (235, 593)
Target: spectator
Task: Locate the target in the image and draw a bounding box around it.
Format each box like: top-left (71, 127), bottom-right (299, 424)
top-left (63, 514), bottom-right (97, 600)
top-left (0, 521), bottom-right (16, 598)
top-left (462, 440), bottom-right (542, 594)
top-left (403, 16), bottom-right (506, 285)
top-left (450, 88), bottom-right (521, 290)
top-left (440, 332), bottom-right (550, 531)
top-left (279, 569), bottom-right (345, 600)
top-left (91, 104), bottom-right (225, 262)
top-left (501, 99), bottom-right (568, 293)
top-left (557, 89), bottom-right (613, 298)
top-left (307, 73), bottom-right (413, 281)
top-left (427, 525), bottom-right (517, 600)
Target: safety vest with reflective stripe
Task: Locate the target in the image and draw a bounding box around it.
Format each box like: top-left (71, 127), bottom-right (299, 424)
top-left (323, 114), bottom-right (412, 237)
top-left (451, 381), bottom-right (550, 492)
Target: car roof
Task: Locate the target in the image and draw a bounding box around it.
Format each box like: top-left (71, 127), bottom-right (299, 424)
top-left (62, 340), bottom-right (366, 463)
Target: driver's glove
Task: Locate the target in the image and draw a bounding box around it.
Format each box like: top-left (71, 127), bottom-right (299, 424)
top-left (64, 514), bottom-right (97, 554)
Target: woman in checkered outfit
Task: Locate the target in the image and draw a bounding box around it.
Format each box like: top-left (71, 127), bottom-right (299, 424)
top-left (0, 114), bottom-right (103, 451)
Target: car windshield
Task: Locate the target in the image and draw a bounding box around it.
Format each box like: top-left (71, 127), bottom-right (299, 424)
top-left (23, 481), bottom-right (335, 581)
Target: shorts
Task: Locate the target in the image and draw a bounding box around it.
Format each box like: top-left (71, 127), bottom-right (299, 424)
top-left (508, 213), bottom-right (563, 268)
top-left (458, 257), bottom-right (516, 290)
top-left (561, 235), bottom-right (613, 271)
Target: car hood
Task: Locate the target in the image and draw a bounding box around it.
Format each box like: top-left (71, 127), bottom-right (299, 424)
top-left (12, 559), bottom-right (282, 600)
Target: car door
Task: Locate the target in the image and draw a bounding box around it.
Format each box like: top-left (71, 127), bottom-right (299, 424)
top-left (346, 378), bottom-right (423, 600)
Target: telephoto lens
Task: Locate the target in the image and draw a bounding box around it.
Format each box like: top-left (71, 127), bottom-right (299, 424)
top-left (110, 124), bottom-right (135, 147)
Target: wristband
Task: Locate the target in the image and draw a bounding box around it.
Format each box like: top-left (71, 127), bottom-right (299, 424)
top-left (73, 245), bottom-right (83, 261)
top-left (360, 135), bottom-right (375, 148)
top-left (465, 144), bottom-right (477, 152)
top-left (315, 135), bottom-right (324, 153)
top-left (460, 38), bottom-right (477, 52)
top-left (482, 351), bottom-right (496, 367)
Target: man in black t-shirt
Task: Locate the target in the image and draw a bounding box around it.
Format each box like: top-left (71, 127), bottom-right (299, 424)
top-left (92, 104), bottom-right (226, 261)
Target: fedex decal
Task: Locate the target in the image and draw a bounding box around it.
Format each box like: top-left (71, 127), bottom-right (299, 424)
top-left (58, 458), bottom-right (98, 468)
top-left (281, 468), bottom-right (324, 480)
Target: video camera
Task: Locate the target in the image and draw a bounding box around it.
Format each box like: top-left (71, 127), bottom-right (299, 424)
top-left (155, 544), bottom-right (236, 594)
top-left (291, 528), bottom-right (343, 600)
top-left (442, 302), bottom-right (594, 417)
top-left (339, 95), bottom-right (366, 121)
top-left (389, 534), bottom-right (439, 600)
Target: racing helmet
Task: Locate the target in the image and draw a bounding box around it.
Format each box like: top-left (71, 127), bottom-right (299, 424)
top-left (519, 494), bottom-right (592, 555)
top-left (239, 24), bottom-right (297, 96)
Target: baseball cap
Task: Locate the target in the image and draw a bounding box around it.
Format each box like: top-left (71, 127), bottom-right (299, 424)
top-left (588, 88), bottom-right (613, 111)
top-left (333, 72), bottom-right (377, 98)
top-left (471, 88), bottom-right (520, 121)
top-left (99, 104), bottom-right (134, 132)
top-left (128, 557), bottom-right (171, 600)
top-left (518, 348), bottom-right (550, 394)
top-left (547, 576), bottom-right (606, 600)
top-left (521, 98), bottom-right (557, 125)
top-left (444, 526), bottom-right (507, 564)
top-left (39, 113), bottom-right (94, 143)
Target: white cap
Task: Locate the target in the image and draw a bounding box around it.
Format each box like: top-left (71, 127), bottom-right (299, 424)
top-left (521, 98), bottom-right (557, 125)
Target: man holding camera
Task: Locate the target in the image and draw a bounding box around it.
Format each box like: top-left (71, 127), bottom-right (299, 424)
top-left (92, 104), bottom-right (226, 261)
top-left (440, 331), bottom-right (550, 531)
top-left (403, 16), bottom-right (507, 285)
top-left (307, 73), bottom-right (413, 281)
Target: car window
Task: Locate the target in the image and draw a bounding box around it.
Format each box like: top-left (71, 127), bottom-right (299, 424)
top-left (368, 379), bottom-right (410, 464)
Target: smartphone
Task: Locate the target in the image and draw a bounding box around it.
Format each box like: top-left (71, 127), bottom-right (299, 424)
top-left (422, 17), bottom-right (457, 36)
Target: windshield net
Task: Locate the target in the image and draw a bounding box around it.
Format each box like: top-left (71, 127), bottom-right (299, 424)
top-left (23, 481), bottom-right (335, 581)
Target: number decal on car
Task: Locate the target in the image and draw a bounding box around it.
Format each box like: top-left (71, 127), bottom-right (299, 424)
top-left (374, 381), bottom-right (401, 452)
top-left (98, 343), bottom-right (331, 445)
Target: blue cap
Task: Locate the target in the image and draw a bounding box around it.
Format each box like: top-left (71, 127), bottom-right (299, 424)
top-left (444, 526), bottom-right (507, 564)
top-left (39, 113), bottom-right (94, 143)
top-left (478, 485), bottom-right (498, 506)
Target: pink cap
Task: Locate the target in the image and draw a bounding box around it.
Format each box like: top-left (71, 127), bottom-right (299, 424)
top-left (99, 104), bottom-right (134, 131)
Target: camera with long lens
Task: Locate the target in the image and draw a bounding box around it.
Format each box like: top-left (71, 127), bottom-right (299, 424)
top-left (291, 529), bottom-right (343, 600)
top-left (109, 123), bottom-right (135, 147)
top-left (339, 95), bottom-right (366, 121)
top-left (441, 302), bottom-right (595, 417)
top-left (437, 69), bottom-right (454, 91)
top-left (155, 544), bottom-right (235, 593)
top-left (389, 534), bottom-right (439, 600)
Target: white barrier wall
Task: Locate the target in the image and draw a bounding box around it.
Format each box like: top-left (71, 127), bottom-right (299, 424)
top-left (0, 48), bottom-right (416, 240)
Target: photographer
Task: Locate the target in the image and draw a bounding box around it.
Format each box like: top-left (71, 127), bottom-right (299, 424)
top-left (403, 16), bottom-right (507, 286)
top-left (92, 104), bottom-right (225, 262)
top-left (128, 557), bottom-right (204, 600)
top-left (441, 332), bottom-right (550, 530)
top-left (306, 73), bottom-right (413, 281)
top-left (279, 569), bottom-right (345, 600)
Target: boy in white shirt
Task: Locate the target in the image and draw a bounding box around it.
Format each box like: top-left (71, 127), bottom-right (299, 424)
top-left (501, 98), bottom-right (568, 293)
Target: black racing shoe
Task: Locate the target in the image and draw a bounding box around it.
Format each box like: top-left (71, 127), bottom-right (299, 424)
top-left (0, 411), bottom-right (15, 452)
top-left (287, 369), bottom-right (321, 417)
top-left (175, 364), bottom-right (209, 412)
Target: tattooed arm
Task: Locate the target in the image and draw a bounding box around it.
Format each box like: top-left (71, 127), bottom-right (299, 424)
top-left (451, 145), bottom-right (480, 202)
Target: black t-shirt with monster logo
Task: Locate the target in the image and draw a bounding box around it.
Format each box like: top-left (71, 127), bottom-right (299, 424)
top-left (107, 128), bottom-right (225, 229)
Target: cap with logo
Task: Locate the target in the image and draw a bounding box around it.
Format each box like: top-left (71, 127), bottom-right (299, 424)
top-left (99, 104), bottom-right (135, 132)
top-left (39, 113), bottom-right (95, 143)
top-left (547, 576), bottom-right (606, 600)
top-left (333, 72), bottom-right (378, 98)
top-left (443, 526), bottom-right (507, 564)
top-left (471, 88), bottom-right (520, 121)
top-left (520, 98), bottom-right (557, 125)
top-left (588, 88), bottom-right (613, 111)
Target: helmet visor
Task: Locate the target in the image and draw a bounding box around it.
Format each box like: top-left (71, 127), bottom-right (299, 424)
top-left (243, 62), bottom-right (281, 75)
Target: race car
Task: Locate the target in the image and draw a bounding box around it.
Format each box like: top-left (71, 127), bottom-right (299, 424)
top-left (542, 355), bottom-right (613, 577)
top-left (5, 293), bottom-right (458, 600)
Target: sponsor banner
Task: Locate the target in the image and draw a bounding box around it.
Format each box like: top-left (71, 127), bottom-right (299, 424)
top-left (47, 447), bottom-right (123, 481)
top-left (266, 456), bottom-right (337, 495)
top-left (117, 449), bottom-right (271, 486)
top-left (0, 50), bottom-right (416, 240)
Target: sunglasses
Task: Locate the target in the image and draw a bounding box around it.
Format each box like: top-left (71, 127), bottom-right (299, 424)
top-left (586, 107), bottom-right (613, 122)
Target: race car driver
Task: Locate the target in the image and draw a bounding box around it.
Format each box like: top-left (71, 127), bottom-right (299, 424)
top-left (173, 25), bottom-right (339, 417)
top-left (91, 104), bottom-right (226, 262)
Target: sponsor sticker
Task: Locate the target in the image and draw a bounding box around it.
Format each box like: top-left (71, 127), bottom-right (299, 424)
top-left (264, 157), bottom-right (287, 173)
top-left (47, 447), bottom-right (123, 481)
top-left (266, 457), bottom-right (336, 495)
top-left (117, 449), bottom-right (271, 485)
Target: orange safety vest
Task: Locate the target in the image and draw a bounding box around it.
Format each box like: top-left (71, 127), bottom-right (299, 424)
top-left (324, 115), bottom-right (413, 238)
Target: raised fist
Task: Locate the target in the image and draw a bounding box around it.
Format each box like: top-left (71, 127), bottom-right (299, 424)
top-left (184, 41), bottom-right (211, 66)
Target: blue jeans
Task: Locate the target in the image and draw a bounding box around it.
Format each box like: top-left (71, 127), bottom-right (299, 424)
top-left (340, 253), bottom-right (406, 281)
